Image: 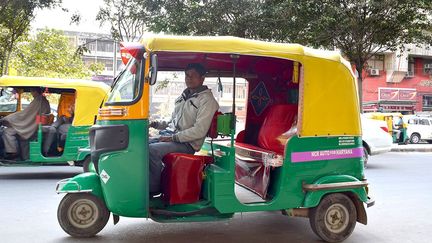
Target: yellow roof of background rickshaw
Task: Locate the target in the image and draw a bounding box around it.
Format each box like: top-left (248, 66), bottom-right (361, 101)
top-left (0, 76), bottom-right (110, 126)
top-left (364, 112), bottom-right (403, 118)
top-left (140, 35), bottom-right (361, 137)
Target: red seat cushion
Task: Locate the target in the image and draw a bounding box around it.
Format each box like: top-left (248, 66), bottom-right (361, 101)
top-left (257, 104), bottom-right (297, 154)
top-left (161, 153), bottom-right (213, 205)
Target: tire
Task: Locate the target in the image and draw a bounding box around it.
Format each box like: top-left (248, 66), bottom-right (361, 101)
top-left (427, 140), bottom-right (432, 144)
top-left (410, 133), bottom-right (421, 144)
top-left (309, 193), bottom-right (357, 243)
top-left (57, 193), bottom-right (110, 238)
top-left (82, 157), bottom-right (91, 173)
top-left (362, 146), bottom-right (369, 167)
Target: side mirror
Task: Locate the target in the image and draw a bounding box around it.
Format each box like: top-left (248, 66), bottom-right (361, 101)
top-left (149, 54), bottom-right (158, 86)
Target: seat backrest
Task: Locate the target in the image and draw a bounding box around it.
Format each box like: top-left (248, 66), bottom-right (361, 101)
top-left (207, 111), bottom-right (222, 139)
top-left (257, 104), bottom-right (297, 154)
top-left (57, 93), bottom-right (75, 118)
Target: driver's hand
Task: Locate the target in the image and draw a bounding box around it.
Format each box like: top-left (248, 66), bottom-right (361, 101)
top-left (149, 121), bottom-right (159, 128)
top-left (159, 136), bottom-right (173, 142)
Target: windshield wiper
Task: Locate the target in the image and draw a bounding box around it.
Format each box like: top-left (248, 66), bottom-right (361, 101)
top-left (111, 68), bottom-right (127, 89)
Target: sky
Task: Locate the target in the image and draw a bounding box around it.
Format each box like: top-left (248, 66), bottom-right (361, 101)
top-left (32, 0), bottom-right (110, 34)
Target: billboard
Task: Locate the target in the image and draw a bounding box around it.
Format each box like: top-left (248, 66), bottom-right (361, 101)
top-left (378, 88), bottom-right (416, 101)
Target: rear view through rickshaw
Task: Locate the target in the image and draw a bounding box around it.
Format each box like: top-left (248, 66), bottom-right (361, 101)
top-left (56, 36), bottom-right (374, 242)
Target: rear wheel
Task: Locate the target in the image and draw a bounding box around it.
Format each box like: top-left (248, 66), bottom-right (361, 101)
top-left (58, 193), bottom-right (109, 238)
top-left (309, 193), bottom-right (357, 243)
top-left (410, 133), bottom-right (421, 144)
top-left (427, 140), bottom-right (432, 144)
top-left (362, 146), bottom-right (369, 167)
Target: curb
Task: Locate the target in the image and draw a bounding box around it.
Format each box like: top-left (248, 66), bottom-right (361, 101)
top-left (391, 147), bottom-right (432, 152)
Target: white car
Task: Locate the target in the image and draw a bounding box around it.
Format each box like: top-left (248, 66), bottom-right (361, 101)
top-left (406, 116), bottom-right (432, 144)
top-left (361, 115), bottom-right (393, 165)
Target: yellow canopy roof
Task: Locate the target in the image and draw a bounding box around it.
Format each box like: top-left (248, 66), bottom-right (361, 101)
top-left (141, 35), bottom-right (361, 137)
top-left (0, 76), bottom-right (110, 126)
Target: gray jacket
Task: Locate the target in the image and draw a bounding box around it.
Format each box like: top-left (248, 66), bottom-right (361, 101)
top-left (170, 87), bottom-right (219, 151)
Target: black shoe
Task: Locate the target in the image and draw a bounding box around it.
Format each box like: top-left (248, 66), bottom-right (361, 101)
top-left (4, 153), bottom-right (18, 160)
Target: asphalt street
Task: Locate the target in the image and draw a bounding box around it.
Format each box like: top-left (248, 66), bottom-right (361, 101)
top-left (0, 152), bottom-right (431, 243)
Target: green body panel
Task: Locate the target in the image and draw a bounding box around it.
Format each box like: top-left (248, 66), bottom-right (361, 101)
top-left (200, 135), bottom-right (365, 214)
top-left (302, 174), bottom-right (369, 208)
top-left (88, 160), bottom-right (96, 173)
top-left (217, 114), bottom-right (233, 136)
top-left (77, 147), bottom-right (91, 161)
top-left (83, 118), bottom-right (367, 221)
top-left (392, 127), bottom-right (408, 143)
top-left (96, 119), bottom-right (148, 218)
top-left (57, 172), bottom-right (104, 199)
top-left (28, 125), bottom-right (91, 164)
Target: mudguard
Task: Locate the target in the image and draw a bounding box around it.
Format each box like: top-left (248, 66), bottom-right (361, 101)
top-left (56, 172), bottom-right (104, 199)
top-left (302, 175), bottom-right (369, 208)
top-left (77, 147), bottom-right (91, 161)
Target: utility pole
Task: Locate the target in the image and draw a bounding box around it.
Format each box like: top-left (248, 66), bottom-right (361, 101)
top-left (113, 40), bottom-right (117, 76)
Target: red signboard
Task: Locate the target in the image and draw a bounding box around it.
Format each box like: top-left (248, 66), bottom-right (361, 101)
top-left (379, 88), bottom-right (416, 101)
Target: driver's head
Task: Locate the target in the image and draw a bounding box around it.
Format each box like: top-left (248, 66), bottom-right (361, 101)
top-left (185, 63), bottom-right (206, 90)
top-left (30, 88), bottom-right (43, 98)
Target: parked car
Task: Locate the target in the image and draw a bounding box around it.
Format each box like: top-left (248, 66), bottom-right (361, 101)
top-left (406, 116), bottom-right (432, 144)
top-left (361, 115), bottom-right (393, 165)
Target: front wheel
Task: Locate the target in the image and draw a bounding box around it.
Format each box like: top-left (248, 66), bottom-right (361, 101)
top-left (309, 193), bottom-right (357, 243)
top-left (58, 193), bottom-right (110, 238)
top-left (82, 157), bottom-right (91, 173)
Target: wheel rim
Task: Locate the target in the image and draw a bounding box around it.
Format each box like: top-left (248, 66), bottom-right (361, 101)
top-left (324, 203), bottom-right (349, 234)
top-left (412, 135), bottom-right (420, 143)
top-left (67, 198), bottom-right (99, 229)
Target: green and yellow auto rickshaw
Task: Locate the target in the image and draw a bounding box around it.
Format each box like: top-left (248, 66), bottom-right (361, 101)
top-left (0, 76), bottom-right (109, 171)
top-left (56, 36), bottom-right (374, 242)
top-left (365, 112), bottom-right (408, 144)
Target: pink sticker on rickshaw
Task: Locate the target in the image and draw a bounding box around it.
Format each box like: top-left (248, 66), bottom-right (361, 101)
top-left (291, 148), bottom-right (363, 163)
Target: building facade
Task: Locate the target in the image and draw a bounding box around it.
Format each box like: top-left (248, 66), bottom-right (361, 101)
top-left (63, 30), bottom-right (122, 77)
top-left (362, 44), bottom-right (432, 114)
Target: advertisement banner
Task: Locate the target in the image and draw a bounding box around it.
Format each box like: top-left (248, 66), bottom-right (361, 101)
top-left (379, 88), bottom-right (416, 101)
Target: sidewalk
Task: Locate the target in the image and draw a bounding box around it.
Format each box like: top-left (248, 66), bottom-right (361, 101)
top-left (391, 143), bottom-right (432, 152)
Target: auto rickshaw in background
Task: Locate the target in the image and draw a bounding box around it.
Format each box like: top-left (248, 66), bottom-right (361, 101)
top-left (0, 76), bottom-right (109, 171)
top-left (56, 36), bottom-right (374, 242)
top-left (363, 112), bottom-right (408, 144)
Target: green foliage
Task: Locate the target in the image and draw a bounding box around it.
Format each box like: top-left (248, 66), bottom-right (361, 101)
top-left (264, 0), bottom-right (432, 108)
top-left (0, 0), bottom-right (60, 75)
top-left (88, 62), bottom-right (105, 76)
top-left (11, 29), bottom-right (91, 78)
top-left (138, 0), bottom-right (432, 110)
top-left (146, 0), bottom-right (265, 38)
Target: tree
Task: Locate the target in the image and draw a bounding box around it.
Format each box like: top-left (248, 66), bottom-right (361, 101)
top-left (147, 0), bottom-right (265, 38)
top-left (0, 0), bottom-right (60, 75)
top-left (11, 29), bottom-right (93, 78)
top-left (139, 0), bottom-right (432, 111)
top-left (89, 62), bottom-right (105, 76)
top-left (263, 0), bottom-right (432, 111)
top-left (96, 0), bottom-right (150, 41)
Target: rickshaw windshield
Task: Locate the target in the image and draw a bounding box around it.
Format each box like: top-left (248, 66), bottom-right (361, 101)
top-left (107, 57), bottom-right (141, 103)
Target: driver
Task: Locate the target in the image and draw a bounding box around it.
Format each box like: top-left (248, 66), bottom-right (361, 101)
top-left (1, 87), bottom-right (50, 159)
top-left (148, 63), bottom-right (219, 194)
